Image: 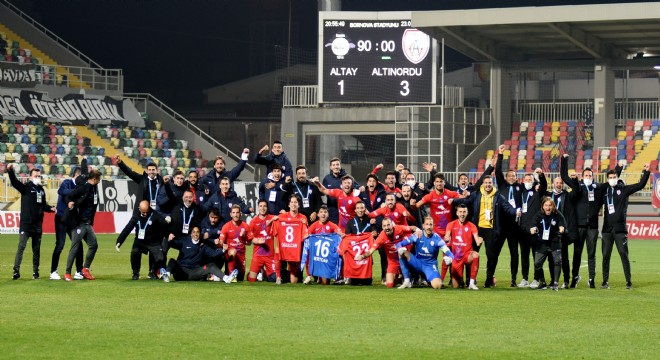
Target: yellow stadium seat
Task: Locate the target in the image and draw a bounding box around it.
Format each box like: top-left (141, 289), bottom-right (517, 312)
top-left (617, 131), bottom-right (626, 140)
top-left (7, 144), bottom-right (14, 152)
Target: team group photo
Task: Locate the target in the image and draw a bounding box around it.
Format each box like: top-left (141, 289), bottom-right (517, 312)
top-left (1, 1), bottom-right (659, 359)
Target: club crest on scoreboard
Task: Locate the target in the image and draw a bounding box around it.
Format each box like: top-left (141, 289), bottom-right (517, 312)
top-left (402, 29), bottom-right (430, 64)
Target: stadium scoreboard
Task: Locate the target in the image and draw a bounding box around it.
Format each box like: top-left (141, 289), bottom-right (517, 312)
top-left (319, 12), bottom-right (437, 104)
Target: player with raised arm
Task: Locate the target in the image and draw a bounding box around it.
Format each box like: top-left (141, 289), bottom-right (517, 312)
top-left (314, 175), bottom-right (361, 231)
top-left (414, 172), bottom-right (461, 283)
top-left (445, 204), bottom-right (482, 290)
top-left (396, 217), bottom-right (454, 290)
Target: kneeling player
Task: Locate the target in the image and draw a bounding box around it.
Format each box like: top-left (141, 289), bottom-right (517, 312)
top-left (355, 218), bottom-right (417, 288)
top-left (219, 205), bottom-right (250, 281)
top-left (396, 217), bottom-right (454, 289)
top-left (247, 199), bottom-right (280, 283)
top-left (166, 227), bottom-right (229, 282)
top-left (445, 204), bottom-right (482, 290)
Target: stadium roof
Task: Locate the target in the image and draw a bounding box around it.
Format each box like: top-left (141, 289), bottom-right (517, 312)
top-left (411, 2), bottom-right (660, 62)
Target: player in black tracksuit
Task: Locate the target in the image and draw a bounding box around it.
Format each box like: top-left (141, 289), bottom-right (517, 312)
top-left (543, 155), bottom-right (580, 287)
top-left (166, 227), bottom-right (227, 281)
top-left (518, 169), bottom-right (548, 288)
top-left (65, 170), bottom-right (102, 281)
top-left (8, 166), bottom-right (55, 280)
top-left (115, 156), bottom-right (165, 212)
top-left (529, 198), bottom-right (566, 291)
top-left (561, 156), bottom-right (623, 288)
top-left (116, 200), bottom-right (170, 280)
top-left (600, 164), bottom-right (650, 290)
top-left (495, 150), bottom-right (526, 287)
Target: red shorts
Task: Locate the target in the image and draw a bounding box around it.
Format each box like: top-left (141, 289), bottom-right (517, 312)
top-left (385, 243), bottom-right (411, 275)
top-left (250, 253), bottom-right (277, 276)
top-left (386, 257), bottom-right (401, 275)
top-left (451, 256), bottom-right (467, 279)
top-left (226, 251), bottom-right (246, 274)
top-left (282, 261), bottom-right (301, 275)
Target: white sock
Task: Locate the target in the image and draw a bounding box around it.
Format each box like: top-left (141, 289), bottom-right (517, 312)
top-left (469, 279), bottom-right (475, 286)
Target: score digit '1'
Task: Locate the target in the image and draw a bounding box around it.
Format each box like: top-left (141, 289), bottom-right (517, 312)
top-left (338, 80), bottom-right (344, 95)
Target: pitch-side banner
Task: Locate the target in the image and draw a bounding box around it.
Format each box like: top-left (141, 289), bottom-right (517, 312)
top-left (0, 182), bottom-right (261, 234)
top-left (652, 173), bottom-right (660, 209)
top-left (0, 61), bottom-right (38, 88)
top-left (0, 88), bottom-right (144, 127)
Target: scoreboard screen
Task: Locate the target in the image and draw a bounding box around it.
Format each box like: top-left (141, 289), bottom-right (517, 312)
top-left (319, 12), bottom-right (437, 104)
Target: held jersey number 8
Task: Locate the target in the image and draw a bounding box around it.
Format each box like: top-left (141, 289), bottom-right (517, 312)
top-left (285, 226), bottom-right (295, 242)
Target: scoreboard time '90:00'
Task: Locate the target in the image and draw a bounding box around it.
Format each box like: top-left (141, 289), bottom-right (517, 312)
top-left (320, 18), bottom-right (437, 104)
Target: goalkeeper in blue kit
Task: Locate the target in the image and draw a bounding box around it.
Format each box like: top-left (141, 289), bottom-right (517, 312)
top-left (396, 216), bottom-right (454, 289)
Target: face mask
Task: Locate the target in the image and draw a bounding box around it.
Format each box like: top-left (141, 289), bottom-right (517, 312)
top-left (524, 182), bottom-right (533, 190)
top-left (406, 180), bottom-right (415, 187)
top-left (32, 178), bottom-right (42, 186)
top-left (608, 178), bottom-right (618, 187)
top-left (583, 178), bottom-right (592, 186)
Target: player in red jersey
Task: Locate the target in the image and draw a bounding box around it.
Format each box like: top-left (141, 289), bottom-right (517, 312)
top-left (356, 217), bottom-right (418, 288)
top-left (445, 204), bottom-right (483, 290)
top-left (339, 233), bottom-right (374, 285)
top-left (313, 175), bottom-right (361, 231)
top-left (272, 194), bottom-right (308, 284)
top-left (219, 205), bottom-right (250, 281)
top-left (415, 173), bottom-right (461, 236)
top-left (415, 172), bottom-right (461, 283)
top-left (368, 192), bottom-right (414, 225)
top-left (371, 164), bottom-right (402, 194)
top-left (307, 205), bottom-right (341, 236)
top-left (247, 199), bottom-right (280, 283)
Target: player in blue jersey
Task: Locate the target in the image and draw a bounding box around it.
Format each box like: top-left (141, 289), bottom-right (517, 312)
top-left (300, 233), bottom-right (342, 285)
top-left (396, 216), bottom-right (454, 289)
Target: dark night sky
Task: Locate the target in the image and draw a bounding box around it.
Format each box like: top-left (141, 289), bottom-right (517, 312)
top-left (6, 0), bottom-right (654, 109)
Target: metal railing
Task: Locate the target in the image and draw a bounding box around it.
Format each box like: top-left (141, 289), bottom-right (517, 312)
top-left (122, 93), bottom-right (256, 174)
top-left (615, 100), bottom-right (659, 123)
top-left (283, 85), bottom-right (318, 107)
top-left (519, 100), bottom-right (659, 122)
top-left (442, 86), bottom-right (464, 108)
top-left (0, 60), bottom-right (122, 91)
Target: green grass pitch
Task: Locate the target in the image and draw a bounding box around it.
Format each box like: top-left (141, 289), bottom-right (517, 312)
top-left (0, 234), bottom-right (658, 359)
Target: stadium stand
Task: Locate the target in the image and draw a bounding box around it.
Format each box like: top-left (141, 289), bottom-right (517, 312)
top-left (477, 118), bottom-right (660, 176)
top-left (92, 119), bottom-right (210, 177)
top-left (0, 22), bottom-right (86, 88)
